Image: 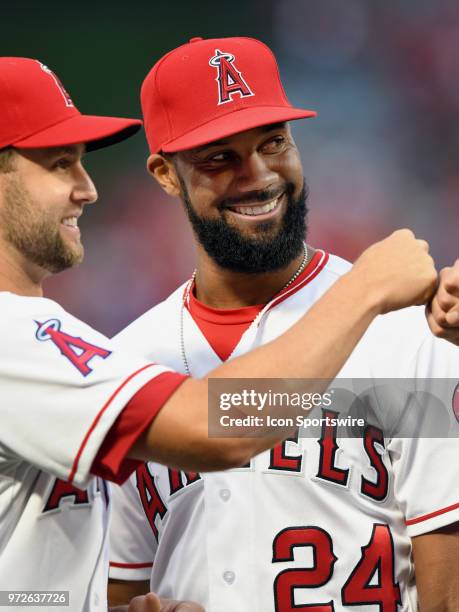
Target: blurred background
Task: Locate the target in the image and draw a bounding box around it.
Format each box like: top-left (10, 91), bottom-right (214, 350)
top-left (3, 0), bottom-right (459, 335)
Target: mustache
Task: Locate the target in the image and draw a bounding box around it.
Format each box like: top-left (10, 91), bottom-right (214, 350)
top-left (219, 184), bottom-right (288, 209)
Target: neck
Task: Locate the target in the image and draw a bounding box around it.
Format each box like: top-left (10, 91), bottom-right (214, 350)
top-left (0, 243), bottom-right (45, 297)
top-left (193, 243), bottom-right (314, 308)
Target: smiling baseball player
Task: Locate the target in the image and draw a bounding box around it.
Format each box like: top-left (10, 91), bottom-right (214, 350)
top-left (107, 37), bottom-right (459, 611)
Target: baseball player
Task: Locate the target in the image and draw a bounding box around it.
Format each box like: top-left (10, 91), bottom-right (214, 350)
top-left (107, 38), bottom-right (459, 611)
top-left (0, 57), bottom-right (434, 612)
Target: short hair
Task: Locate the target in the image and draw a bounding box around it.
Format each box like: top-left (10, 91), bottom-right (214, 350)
top-left (0, 147), bottom-right (15, 172)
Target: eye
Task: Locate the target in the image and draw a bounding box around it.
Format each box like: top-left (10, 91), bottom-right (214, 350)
top-left (206, 151), bottom-right (233, 163)
top-left (53, 157), bottom-right (73, 170)
top-left (262, 135), bottom-right (287, 154)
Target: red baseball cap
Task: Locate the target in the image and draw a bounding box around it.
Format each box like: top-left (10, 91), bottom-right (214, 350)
top-left (0, 57), bottom-right (141, 152)
top-left (141, 36), bottom-right (316, 153)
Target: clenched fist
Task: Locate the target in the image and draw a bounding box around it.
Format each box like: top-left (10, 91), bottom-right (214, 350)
top-left (111, 593), bottom-right (205, 612)
top-left (426, 260), bottom-right (459, 345)
top-left (351, 229), bottom-right (437, 314)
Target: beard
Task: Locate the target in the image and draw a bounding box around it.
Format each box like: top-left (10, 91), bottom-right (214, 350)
top-left (0, 173), bottom-right (83, 274)
top-left (180, 178), bottom-right (309, 274)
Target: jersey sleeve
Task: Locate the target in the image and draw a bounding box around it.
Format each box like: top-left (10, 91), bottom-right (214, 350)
top-left (0, 296), bottom-right (183, 489)
top-left (387, 335), bottom-right (459, 537)
top-left (91, 371), bottom-right (187, 485)
top-left (109, 471), bottom-right (157, 581)
top-left (354, 308), bottom-right (459, 537)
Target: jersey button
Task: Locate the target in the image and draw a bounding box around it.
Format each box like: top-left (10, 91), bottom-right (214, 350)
top-left (223, 570), bottom-right (236, 584)
top-left (219, 488), bottom-right (231, 502)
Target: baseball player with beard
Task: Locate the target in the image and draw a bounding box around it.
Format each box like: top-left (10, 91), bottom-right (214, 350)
top-left (107, 38), bottom-right (459, 611)
top-left (0, 57), bottom-right (435, 612)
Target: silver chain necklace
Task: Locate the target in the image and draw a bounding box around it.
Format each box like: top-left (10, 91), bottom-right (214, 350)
top-left (180, 243), bottom-right (308, 375)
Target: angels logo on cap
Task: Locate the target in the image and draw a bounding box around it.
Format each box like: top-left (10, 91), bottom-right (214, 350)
top-left (39, 62), bottom-right (74, 107)
top-left (140, 37), bottom-right (317, 153)
top-left (0, 57), bottom-right (141, 151)
top-left (209, 49), bottom-right (254, 105)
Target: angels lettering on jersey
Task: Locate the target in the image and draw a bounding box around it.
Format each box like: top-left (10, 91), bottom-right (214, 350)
top-left (133, 420), bottom-right (389, 544)
top-left (42, 477), bottom-right (110, 514)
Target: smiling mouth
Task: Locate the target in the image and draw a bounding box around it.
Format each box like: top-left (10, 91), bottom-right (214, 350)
top-left (60, 216), bottom-right (81, 236)
top-left (227, 194), bottom-right (283, 217)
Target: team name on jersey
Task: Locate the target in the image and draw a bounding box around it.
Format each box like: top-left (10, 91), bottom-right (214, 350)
top-left (135, 410), bottom-right (388, 541)
top-left (42, 477), bottom-right (109, 514)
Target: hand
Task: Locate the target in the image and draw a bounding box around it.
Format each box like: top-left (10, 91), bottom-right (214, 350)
top-left (110, 593), bottom-right (205, 612)
top-left (351, 229), bottom-right (437, 314)
top-left (127, 593), bottom-right (161, 612)
top-left (426, 261), bottom-right (459, 345)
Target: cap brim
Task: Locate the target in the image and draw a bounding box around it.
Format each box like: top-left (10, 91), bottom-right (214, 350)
top-left (13, 114), bottom-right (142, 152)
top-left (161, 106), bottom-right (316, 153)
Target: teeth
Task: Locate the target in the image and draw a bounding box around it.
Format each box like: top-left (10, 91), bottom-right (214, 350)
top-left (232, 198), bottom-right (279, 216)
top-left (62, 217), bottom-right (78, 227)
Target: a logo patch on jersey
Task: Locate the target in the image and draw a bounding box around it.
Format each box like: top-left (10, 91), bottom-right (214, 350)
top-left (452, 383), bottom-right (459, 423)
top-left (38, 62), bottom-right (74, 107)
top-left (209, 49), bottom-right (254, 105)
top-left (35, 319), bottom-right (111, 376)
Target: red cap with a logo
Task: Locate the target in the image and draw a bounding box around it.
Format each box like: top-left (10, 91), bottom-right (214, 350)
top-left (141, 36), bottom-right (316, 153)
top-left (0, 58), bottom-right (141, 152)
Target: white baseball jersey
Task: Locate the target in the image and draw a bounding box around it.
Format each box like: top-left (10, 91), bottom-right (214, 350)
top-left (109, 252), bottom-right (459, 611)
top-left (0, 292), bottom-right (185, 612)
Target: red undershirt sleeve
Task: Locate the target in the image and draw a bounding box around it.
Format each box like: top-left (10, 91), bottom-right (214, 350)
top-left (91, 371), bottom-right (188, 484)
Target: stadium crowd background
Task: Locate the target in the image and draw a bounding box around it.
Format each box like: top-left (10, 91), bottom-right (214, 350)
top-left (3, 0), bottom-right (459, 336)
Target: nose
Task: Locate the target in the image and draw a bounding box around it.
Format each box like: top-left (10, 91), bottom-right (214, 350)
top-left (235, 152), bottom-right (278, 193)
top-left (72, 164), bottom-right (98, 206)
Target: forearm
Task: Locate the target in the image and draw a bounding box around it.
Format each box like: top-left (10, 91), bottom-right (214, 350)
top-left (209, 268), bottom-right (379, 380)
top-left (131, 229), bottom-right (437, 471)
top-left (132, 270), bottom-right (379, 470)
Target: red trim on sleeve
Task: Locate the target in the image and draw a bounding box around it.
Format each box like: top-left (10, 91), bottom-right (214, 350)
top-left (405, 502), bottom-right (459, 526)
top-left (90, 371), bottom-right (187, 485)
top-left (109, 561), bottom-right (154, 569)
top-left (69, 363), bottom-right (160, 483)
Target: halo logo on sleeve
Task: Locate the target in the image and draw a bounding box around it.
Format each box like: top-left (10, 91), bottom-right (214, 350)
top-left (209, 49), bottom-right (254, 105)
top-left (38, 62), bottom-right (74, 107)
top-left (35, 319), bottom-right (111, 376)
top-left (453, 383), bottom-right (459, 423)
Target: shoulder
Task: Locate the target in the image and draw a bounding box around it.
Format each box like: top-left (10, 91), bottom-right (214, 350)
top-left (294, 251), bottom-right (351, 298)
top-left (112, 284), bottom-right (186, 357)
top-left (309, 251), bottom-right (352, 292)
top-left (0, 292), bottom-right (65, 318)
top-left (324, 253), bottom-right (353, 278)
top-left (0, 292), bottom-right (95, 339)
top-left (352, 306), bottom-right (458, 376)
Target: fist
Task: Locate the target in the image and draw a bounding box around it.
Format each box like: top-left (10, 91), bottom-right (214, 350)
top-left (352, 229), bottom-right (437, 314)
top-left (426, 261), bottom-right (459, 345)
top-left (128, 593), bottom-right (161, 612)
